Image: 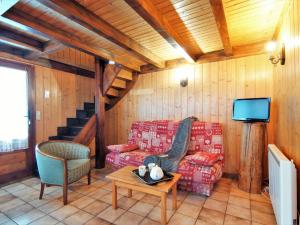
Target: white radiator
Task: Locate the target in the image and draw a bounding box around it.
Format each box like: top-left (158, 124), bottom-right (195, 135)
top-left (268, 144), bottom-right (297, 225)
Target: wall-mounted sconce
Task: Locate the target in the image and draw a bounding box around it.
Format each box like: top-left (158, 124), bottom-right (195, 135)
top-left (175, 66), bottom-right (189, 87)
top-left (266, 41), bottom-right (285, 65)
top-left (180, 74), bottom-right (188, 87)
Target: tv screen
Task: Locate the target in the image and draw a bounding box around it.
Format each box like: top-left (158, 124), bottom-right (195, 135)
top-left (232, 98), bottom-right (270, 122)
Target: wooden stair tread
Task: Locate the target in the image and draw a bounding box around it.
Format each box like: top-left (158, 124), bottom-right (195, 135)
top-left (107, 88), bottom-right (119, 97)
top-left (117, 69), bottom-right (132, 81)
top-left (112, 78), bottom-right (126, 89)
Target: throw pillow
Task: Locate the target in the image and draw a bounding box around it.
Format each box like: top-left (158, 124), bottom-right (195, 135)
top-left (185, 151), bottom-right (222, 166)
top-left (107, 144), bottom-right (139, 153)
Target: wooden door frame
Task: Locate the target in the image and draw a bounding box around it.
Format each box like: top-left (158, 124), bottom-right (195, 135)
top-left (0, 59), bottom-right (36, 184)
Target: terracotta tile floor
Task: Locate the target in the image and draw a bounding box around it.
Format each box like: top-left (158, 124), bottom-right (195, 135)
top-left (0, 168), bottom-right (277, 225)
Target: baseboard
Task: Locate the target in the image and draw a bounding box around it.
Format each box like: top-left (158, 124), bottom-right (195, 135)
top-left (0, 169), bottom-right (33, 187)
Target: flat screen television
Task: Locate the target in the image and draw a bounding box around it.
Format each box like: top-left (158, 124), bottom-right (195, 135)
top-left (232, 98), bottom-right (271, 122)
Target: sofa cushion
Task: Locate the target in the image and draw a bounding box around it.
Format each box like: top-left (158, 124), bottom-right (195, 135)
top-left (67, 159), bottom-right (90, 184)
top-left (188, 121), bottom-right (223, 155)
top-left (107, 144), bottom-right (139, 153)
top-left (177, 159), bottom-right (223, 185)
top-left (128, 120), bottom-right (179, 154)
top-left (184, 152), bottom-right (223, 166)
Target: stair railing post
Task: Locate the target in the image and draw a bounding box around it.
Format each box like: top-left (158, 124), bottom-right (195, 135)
top-left (95, 57), bottom-right (106, 168)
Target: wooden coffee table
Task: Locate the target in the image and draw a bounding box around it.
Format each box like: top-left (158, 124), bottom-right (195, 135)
top-left (106, 166), bottom-right (181, 225)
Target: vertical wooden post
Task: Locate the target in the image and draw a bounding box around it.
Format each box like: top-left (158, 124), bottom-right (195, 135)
top-left (95, 57), bottom-right (106, 168)
top-left (238, 123), bottom-right (266, 193)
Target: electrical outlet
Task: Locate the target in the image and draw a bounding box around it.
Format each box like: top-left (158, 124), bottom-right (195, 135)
top-left (36, 111), bottom-right (41, 121)
top-left (44, 90), bottom-right (50, 99)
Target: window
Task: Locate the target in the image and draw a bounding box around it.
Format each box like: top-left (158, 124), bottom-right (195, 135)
top-left (0, 66), bottom-right (29, 152)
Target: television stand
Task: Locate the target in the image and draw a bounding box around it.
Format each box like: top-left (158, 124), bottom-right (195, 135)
top-left (238, 122), bottom-right (267, 193)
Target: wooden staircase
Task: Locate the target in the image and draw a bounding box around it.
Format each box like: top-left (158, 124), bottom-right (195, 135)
top-left (104, 64), bottom-right (138, 110)
top-left (49, 64), bottom-right (138, 142)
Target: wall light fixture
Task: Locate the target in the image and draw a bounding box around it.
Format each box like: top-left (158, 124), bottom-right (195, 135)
top-left (266, 41), bottom-right (285, 65)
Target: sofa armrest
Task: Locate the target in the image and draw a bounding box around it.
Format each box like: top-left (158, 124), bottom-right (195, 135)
top-left (36, 149), bottom-right (65, 185)
top-left (107, 143), bottom-right (139, 153)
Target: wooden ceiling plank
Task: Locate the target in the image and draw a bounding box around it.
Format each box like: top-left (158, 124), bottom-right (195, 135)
top-left (124, 0), bottom-right (199, 63)
top-left (3, 8), bottom-right (141, 71)
top-left (0, 27), bottom-right (43, 52)
top-left (36, 0), bottom-right (165, 68)
top-left (209, 0), bottom-right (232, 55)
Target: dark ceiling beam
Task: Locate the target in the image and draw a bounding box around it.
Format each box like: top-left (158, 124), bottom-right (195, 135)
top-left (0, 27), bottom-right (43, 52)
top-left (124, 0), bottom-right (198, 63)
top-left (25, 40), bottom-right (64, 60)
top-left (36, 0), bottom-right (165, 68)
top-left (209, 0), bottom-right (232, 56)
top-left (0, 44), bottom-right (95, 78)
top-left (4, 8), bottom-right (141, 71)
top-left (0, 0), bottom-right (19, 15)
top-left (140, 41), bottom-right (267, 74)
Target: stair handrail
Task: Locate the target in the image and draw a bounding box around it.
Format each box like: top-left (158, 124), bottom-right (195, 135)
top-left (73, 114), bottom-right (96, 146)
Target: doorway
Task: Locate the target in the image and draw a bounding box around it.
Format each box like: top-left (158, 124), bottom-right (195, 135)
top-left (0, 59), bottom-right (35, 183)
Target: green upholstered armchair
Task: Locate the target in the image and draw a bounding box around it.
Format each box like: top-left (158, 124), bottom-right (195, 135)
top-left (36, 141), bottom-right (91, 205)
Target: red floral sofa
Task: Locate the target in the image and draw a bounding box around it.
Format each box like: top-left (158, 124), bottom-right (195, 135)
top-left (105, 120), bottom-right (224, 196)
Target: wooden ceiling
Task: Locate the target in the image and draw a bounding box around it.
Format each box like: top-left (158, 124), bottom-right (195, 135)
top-left (0, 0), bottom-right (288, 71)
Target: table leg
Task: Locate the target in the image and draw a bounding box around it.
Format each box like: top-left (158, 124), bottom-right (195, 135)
top-left (128, 189), bottom-right (132, 198)
top-left (112, 181), bottom-right (117, 209)
top-left (172, 184), bottom-right (177, 210)
top-left (161, 193), bottom-right (167, 225)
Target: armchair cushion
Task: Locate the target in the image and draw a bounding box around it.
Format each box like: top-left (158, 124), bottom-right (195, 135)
top-left (67, 159), bottom-right (90, 184)
top-left (107, 144), bottom-right (139, 153)
top-left (38, 142), bottom-right (90, 160)
top-left (184, 152), bottom-right (223, 166)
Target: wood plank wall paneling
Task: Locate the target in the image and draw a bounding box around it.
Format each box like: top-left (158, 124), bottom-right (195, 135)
top-left (272, 0), bottom-right (300, 209)
top-left (48, 47), bottom-right (95, 72)
top-left (0, 151), bottom-right (26, 175)
top-left (105, 54), bottom-right (274, 174)
top-left (35, 65), bottom-right (95, 144)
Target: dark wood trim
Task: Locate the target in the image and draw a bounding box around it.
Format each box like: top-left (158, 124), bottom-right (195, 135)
top-left (209, 0), bottom-right (232, 55)
top-left (95, 58), bottom-right (106, 168)
top-left (36, 0), bottom-right (164, 68)
top-left (0, 27), bottom-right (44, 52)
top-left (73, 114), bottom-right (96, 145)
top-left (63, 159), bottom-right (68, 205)
top-left (124, 0), bottom-right (199, 63)
top-left (27, 65), bottom-right (36, 172)
top-left (0, 49), bottom-right (95, 78)
top-left (36, 58), bottom-right (95, 78)
top-left (4, 8), bottom-right (141, 71)
top-left (0, 43), bottom-right (28, 58)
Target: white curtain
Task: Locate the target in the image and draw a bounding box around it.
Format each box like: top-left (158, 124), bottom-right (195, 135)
top-left (0, 66), bottom-right (28, 152)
